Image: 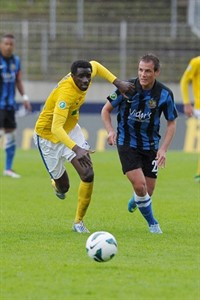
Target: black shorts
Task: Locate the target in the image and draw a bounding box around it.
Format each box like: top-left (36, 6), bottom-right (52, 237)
top-left (0, 109), bottom-right (16, 129)
top-left (117, 145), bottom-right (158, 178)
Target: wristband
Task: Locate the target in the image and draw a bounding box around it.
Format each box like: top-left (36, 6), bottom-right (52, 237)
top-left (23, 94), bottom-right (29, 101)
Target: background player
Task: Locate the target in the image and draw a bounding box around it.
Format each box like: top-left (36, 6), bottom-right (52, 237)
top-left (0, 34), bottom-right (31, 178)
top-left (180, 56), bottom-right (200, 182)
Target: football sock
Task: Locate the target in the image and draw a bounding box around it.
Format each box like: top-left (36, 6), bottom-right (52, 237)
top-left (74, 180), bottom-right (94, 223)
top-left (5, 132), bottom-right (16, 170)
top-left (134, 192), bottom-right (158, 226)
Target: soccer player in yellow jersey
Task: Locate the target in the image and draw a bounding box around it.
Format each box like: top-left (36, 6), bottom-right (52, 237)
top-left (34, 60), bottom-right (134, 233)
top-left (180, 56), bottom-right (200, 182)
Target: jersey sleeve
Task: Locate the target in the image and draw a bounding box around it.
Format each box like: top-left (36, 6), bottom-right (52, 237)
top-left (107, 89), bottom-right (124, 108)
top-left (54, 100), bottom-right (69, 117)
top-left (163, 93), bottom-right (178, 121)
top-left (53, 84), bottom-right (74, 117)
top-left (90, 60), bottom-right (117, 83)
top-left (51, 111), bottom-right (76, 149)
top-left (50, 84), bottom-right (77, 149)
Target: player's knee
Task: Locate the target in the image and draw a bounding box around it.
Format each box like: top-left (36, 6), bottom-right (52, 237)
top-left (134, 182), bottom-right (147, 196)
top-left (80, 168), bottom-right (94, 182)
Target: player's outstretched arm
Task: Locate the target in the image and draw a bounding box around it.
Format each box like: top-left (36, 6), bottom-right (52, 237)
top-left (16, 70), bottom-right (32, 111)
top-left (90, 60), bottom-right (135, 96)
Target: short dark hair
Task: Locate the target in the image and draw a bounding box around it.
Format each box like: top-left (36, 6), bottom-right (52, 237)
top-left (71, 60), bottom-right (92, 75)
top-left (2, 34), bottom-right (15, 40)
top-left (139, 53), bottom-right (161, 72)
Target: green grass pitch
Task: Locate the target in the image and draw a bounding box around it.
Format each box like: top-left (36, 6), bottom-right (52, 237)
top-left (0, 149), bottom-right (199, 300)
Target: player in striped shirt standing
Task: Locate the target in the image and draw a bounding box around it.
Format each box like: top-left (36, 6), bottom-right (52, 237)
top-left (0, 34), bottom-right (31, 178)
top-left (102, 53), bottom-right (178, 234)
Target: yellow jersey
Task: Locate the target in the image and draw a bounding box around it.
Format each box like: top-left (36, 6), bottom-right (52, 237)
top-left (180, 56), bottom-right (200, 109)
top-left (35, 60), bottom-right (116, 149)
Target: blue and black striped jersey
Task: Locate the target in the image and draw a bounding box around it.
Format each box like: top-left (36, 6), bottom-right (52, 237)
top-left (107, 78), bottom-right (178, 150)
top-left (0, 52), bottom-right (21, 110)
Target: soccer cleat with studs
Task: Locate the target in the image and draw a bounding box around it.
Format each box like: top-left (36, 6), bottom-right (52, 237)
top-left (149, 223), bottom-right (163, 234)
top-left (72, 221), bottom-right (90, 233)
top-left (3, 169), bottom-right (21, 178)
top-left (128, 196), bottom-right (137, 213)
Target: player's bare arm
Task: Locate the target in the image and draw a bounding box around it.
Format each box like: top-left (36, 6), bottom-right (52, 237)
top-left (16, 71), bottom-right (32, 111)
top-left (101, 101), bottom-right (116, 146)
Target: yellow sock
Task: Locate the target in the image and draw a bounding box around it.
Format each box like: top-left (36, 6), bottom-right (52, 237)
top-left (74, 180), bottom-right (94, 223)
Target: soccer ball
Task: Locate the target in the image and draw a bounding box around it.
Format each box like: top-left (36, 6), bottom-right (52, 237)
top-left (86, 231), bottom-right (118, 262)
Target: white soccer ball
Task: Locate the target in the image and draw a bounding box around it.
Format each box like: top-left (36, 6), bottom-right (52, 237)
top-left (86, 231), bottom-right (118, 262)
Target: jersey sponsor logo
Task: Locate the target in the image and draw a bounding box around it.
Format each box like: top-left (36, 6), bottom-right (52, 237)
top-left (11, 63), bottom-right (16, 71)
top-left (58, 101), bottom-right (67, 109)
top-left (109, 92), bottom-right (117, 100)
top-left (148, 99), bottom-right (157, 109)
top-left (128, 109), bottom-right (152, 123)
top-left (1, 72), bottom-right (16, 82)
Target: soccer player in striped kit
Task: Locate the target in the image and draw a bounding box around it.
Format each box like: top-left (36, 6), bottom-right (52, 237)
top-left (34, 59), bottom-right (134, 233)
top-left (0, 34), bottom-right (31, 178)
top-left (102, 53), bottom-right (178, 233)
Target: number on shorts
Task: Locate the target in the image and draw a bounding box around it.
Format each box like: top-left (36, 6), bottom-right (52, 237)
top-left (152, 159), bottom-right (158, 175)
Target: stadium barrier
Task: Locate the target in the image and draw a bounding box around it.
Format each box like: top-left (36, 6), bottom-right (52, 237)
top-left (0, 104), bottom-right (199, 153)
